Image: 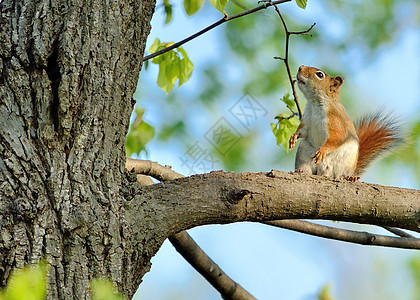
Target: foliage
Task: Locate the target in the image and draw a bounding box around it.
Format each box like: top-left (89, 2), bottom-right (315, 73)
top-left (148, 38), bottom-right (193, 94)
top-left (129, 0), bottom-right (420, 298)
top-left (327, 0), bottom-right (403, 52)
top-left (0, 262), bottom-right (125, 300)
top-left (271, 93), bottom-right (299, 151)
top-left (184, 0), bottom-right (206, 15)
top-left (211, 132), bottom-right (254, 172)
top-left (125, 106), bottom-right (155, 156)
top-left (0, 261), bottom-right (48, 300)
top-left (296, 0), bottom-right (307, 9)
top-left (158, 120), bottom-right (186, 141)
top-left (208, 0), bottom-right (228, 13)
top-left (317, 284), bottom-right (334, 300)
top-left (90, 279), bottom-right (126, 300)
top-left (137, 0), bottom-right (420, 185)
top-left (396, 120), bottom-right (420, 181)
top-left (409, 255), bottom-right (420, 300)
top-left (162, 0), bottom-right (173, 24)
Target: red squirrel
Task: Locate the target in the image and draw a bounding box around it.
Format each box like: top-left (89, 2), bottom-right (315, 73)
top-left (289, 66), bottom-right (403, 180)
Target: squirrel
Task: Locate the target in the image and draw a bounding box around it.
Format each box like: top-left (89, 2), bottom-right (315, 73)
top-left (289, 65), bottom-right (403, 180)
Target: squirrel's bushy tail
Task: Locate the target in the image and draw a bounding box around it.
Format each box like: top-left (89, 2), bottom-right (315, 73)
top-left (355, 112), bottom-right (403, 176)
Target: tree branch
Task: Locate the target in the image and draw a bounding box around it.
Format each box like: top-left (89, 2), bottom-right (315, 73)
top-left (126, 157), bottom-right (183, 181)
top-left (272, 4), bottom-right (315, 119)
top-left (142, 0), bottom-right (291, 62)
top-left (169, 231), bottom-right (256, 299)
top-left (127, 160), bottom-right (420, 248)
top-left (381, 226), bottom-right (415, 238)
top-left (127, 158), bottom-right (256, 299)
top-left (263, 220), bottom-right (420, 250)
top-left (128, 165), bottom-right (419, 233)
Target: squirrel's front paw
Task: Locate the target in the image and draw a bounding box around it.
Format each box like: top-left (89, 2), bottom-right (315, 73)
top-left (289, 134), bottom-right (298, 149)
top-left (313, 148), bottom-right (327, 164)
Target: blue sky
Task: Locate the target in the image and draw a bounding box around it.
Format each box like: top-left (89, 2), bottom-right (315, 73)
top-left (133, 1), bottom-right (420, 299)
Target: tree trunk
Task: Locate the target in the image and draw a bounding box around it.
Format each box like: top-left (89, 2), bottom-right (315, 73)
top-left (0, 0), bottom-right (156, 298)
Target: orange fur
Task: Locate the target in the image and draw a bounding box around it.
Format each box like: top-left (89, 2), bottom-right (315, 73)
top-left (315, 103), bottom-right (358, 164)
top-left (355, 113), bottom-right (402, 175)
top-left (294, 66), bottom-right (402, 179)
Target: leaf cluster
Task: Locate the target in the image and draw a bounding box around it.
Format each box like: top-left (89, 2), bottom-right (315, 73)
top-left (271, 93), bottom-right (299, 151)
top-left (0, 262), bottom-right (126, 300)
top-left (148, 38), bottom-right (194, 94)
top-left (0, 261), bottom-right (47, 300)
top-left (125, 106), bottom-right (155, 156)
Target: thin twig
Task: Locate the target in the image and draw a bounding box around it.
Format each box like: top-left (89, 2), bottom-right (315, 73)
top-left (382, 226), bottom-right (415, 238)
top-left (275, 112), bottom-right (298, 120)
top-left (264, 220), bottom-right (420, 250)
top-left (272, 3), bottom-right (315, 120)
top-left (289, 23), bottom-right (316, 35)
top-left (142, 0), bottom-right (291, 62)
top-left (127, 158), bottom-right (420, 250)
top-left (126, 158), bottom-right (256, 299)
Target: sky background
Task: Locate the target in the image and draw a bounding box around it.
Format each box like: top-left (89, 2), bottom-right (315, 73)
top-left (132, 1), bottom-right (420, 299)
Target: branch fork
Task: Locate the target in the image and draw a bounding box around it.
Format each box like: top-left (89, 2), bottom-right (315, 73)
top-left (126, 158), bottom-right (420, 300)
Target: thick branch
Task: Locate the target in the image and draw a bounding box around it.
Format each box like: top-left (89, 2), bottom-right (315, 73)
top-left (127, 160), bottom-right (420, 247)
top-left (128, 169), bottom-right (420, 234)
top-left (127, 158), bottom-right (256, 299)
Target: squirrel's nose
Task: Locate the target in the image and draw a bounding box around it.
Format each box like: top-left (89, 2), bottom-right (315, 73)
top-left (298, 66), bottom-right (303, 72)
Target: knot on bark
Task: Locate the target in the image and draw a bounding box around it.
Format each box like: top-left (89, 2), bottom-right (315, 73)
top-left (265, 169), bottom-right (286, 178)
top-left (227, 189), bottom-right (251, 205)
top-left (10, 197), bottom-right (37, 221)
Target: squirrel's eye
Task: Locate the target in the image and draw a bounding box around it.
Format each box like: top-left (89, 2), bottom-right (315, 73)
top-left (315, 71), bottom-right (324, 79)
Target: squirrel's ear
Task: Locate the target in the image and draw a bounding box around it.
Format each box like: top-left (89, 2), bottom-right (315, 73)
top-left (330, 76), bottom-right (344, 92)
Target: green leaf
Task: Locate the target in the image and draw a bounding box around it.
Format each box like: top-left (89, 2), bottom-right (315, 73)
top-left (271, 121), bottom-right (287, 150)
top-left (125, 107), bottom-right (155, 156)
top-left (158, 120), bottom-right (186, 141)
top-left (91, 278), bottom-right (125, 300)
top-left (177, 48), bottom-right (194, 87)
top-left (157, 59), bottom-right (179, 93)
top-left (148, 42), bottom-right (194, 93)
top-left (148, 38), bottom-right (161, 55)
top-left (409, 255), bottom-right (420, 299)
top-left (177, 47), bottom-right (190, 64)
top-left (2, 261), bottom-right (48, 300)
top-left (296, 0), bottom-right (307, 9)
top-left (163, 0), bottom-right (173, 25)
top-left (183, 0), bottom-right (205, 16)
top-left (317, 284), bottom-right (334, 300)
top-left (208, 0), bottom-right (228, 13)
top-left (271, 114), bottom-right (299, 151)
top-left (280, 93), bottom-right (296, 111)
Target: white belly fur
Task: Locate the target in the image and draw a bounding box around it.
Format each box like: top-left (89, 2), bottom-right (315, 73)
top-left (295, 102), bottom-right (359, 178)
top-left (295, 138), bottom-right (358, 178)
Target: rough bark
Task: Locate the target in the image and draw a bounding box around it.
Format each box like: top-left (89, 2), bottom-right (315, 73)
top-left (0, 0), bottom-right (155, 298)
top-left (130, 170), bottom-right (420, 235)
top-left (1, 0), bottom-right (420, 299)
